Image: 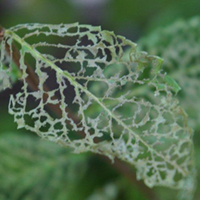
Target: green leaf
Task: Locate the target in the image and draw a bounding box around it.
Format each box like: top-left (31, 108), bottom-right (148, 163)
top-left (164, 75), bottom-right (181, 93)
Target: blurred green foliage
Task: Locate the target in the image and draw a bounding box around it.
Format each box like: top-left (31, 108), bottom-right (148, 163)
top-left (0, 133), bottom-right (86, 200)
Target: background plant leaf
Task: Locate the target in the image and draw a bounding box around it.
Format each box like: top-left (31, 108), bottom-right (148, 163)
top-left (138, 16), bottom-right (200, 133)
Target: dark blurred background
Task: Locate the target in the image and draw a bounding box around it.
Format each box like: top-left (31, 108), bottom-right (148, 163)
top-left (0, 0), bottom-right (200, 200)
top-left (1, 0), bottom-right (200, 41)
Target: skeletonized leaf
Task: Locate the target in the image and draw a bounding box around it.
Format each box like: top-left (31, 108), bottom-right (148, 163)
top-left (0, 23), bottom-right (194, 190)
